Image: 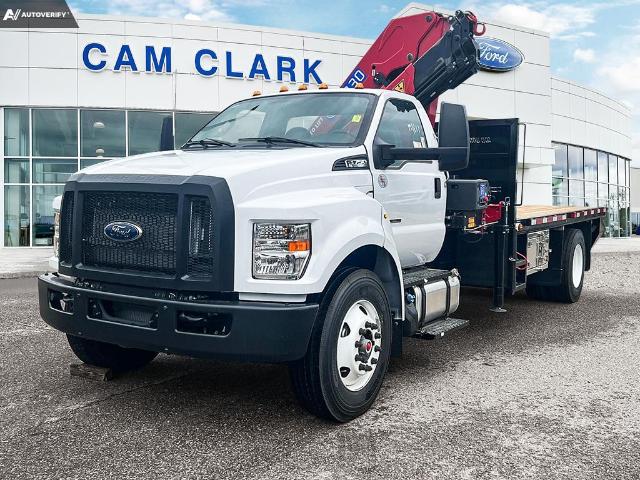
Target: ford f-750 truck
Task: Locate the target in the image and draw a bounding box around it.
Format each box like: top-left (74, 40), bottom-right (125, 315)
top-left (38, 11), bottom-right (605, 422)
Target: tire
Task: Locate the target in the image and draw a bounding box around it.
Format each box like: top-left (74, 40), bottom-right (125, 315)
top-left (526, 228), bottom-right (585, 303)
top-left (289, 269), bottom-right (392, 422)
top-left (67, 335), bottom-right (158, 372)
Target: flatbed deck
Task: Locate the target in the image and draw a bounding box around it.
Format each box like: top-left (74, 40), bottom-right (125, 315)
top-left (516, 205), bottom-right (606, 228)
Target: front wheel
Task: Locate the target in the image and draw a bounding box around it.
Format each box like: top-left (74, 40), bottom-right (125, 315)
top-left (289, 269), bottom-right (392, 422)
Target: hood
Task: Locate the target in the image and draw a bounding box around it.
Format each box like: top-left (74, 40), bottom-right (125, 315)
top-left (78, 146), bottom-right (371, 203)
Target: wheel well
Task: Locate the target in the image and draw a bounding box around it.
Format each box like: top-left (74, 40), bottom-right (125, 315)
top-left (323, 245), bottom-right (402, 318)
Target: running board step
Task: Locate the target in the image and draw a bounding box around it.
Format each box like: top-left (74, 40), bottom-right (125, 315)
top-left (414, 317), bottom-right (469, 340)
top-left (403, 266), bottom-right (452, 288)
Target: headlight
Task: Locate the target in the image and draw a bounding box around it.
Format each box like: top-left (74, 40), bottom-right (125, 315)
top-left (53, 207), bottom-right (61, 258)
top-left (252, 223), bottom-right (311, 280)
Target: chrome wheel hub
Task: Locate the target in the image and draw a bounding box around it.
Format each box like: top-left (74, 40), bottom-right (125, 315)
top-left (336, 299), bottom-right (382, 392)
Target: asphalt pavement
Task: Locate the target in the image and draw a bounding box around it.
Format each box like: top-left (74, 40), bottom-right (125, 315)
top-left (1, 252), bottom-right (639, 479)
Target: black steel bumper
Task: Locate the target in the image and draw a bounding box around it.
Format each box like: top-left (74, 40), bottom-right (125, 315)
top-left (38, 274), bottom-right (318, 363)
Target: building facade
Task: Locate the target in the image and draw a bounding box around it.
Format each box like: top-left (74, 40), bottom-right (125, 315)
top-left (0, 2), bottom-right (634, 247)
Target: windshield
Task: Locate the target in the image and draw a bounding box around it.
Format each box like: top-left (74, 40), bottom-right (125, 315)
top-left (188, 93), bottom-right (375, 147)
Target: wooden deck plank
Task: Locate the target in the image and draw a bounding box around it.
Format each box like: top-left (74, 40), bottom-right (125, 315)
top-left (516, 205), bottom-right (598, 221)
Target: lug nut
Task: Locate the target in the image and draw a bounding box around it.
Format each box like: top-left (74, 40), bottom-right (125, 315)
top-left (359, 328), bottom-right (367, 335)
top-left (355, 340), bottom-right (363, 348)
top-left (355, 354), bottom-right (366, 362)
top-left (370, 358), bottom-right (378, 365)
top-left (358, 364), bottom-right (373, 372)
top-left (365, 321), bottom-right (378, 330)
top-left (374, 345), bottom-right (381, 352)
top-left (374, 332), bottom-right (381, 339)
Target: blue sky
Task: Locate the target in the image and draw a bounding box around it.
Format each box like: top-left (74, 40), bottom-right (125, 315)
top-left (69, 0), bottom-right (640, 161)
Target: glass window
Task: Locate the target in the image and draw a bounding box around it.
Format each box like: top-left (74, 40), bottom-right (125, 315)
top-left (553, 196), bottom-right (569, 206)
top-left (618, 158), bottom-right (626, 188)
top-left (32, 109), bottom-right (78, 157)
top-left (191, 93), bottom-right (375, 147)
top-left (570, 196), bottom-right (585, 207)
top-left (32, 185), bottom-right (64, 246)
top-left (4, 159), bottom-right (29, 183)
top-left (626, 161), bottom-right (631, 188)
top-left (585, 197), bottom-right (597, 207)
top-left (128, 111), bottom-right (173, 156)
top-left (552, 177), bottom-right (568, 196)
top-left (567, 146), bottom-right (583, 179)
top-left (584, 149), bottom-right (597, 181)
top-left (598, 183), bottom-right (608, 200)
top-left (569, 179), bottom-right (584, 198)
top-left (81, 110), bottom-right (126, 157)
top-left (80, 158), bottom-right (109, 169)
top-left (609, 155), bottom-right (618, 185)
top-left (4, 108), bottom-right (30, 156)
top-left (375, 99), bottom-right (427, 151)
top-left (33, 159), bottom-right (77, 184)
top-left (175, 112), bottom-right (217, 148)
top-left (552, 143), bottom-right (568, 177)
top-left (4, 185), bottom-right (30, 246)
top-left (597, 151), bottom-right (608, 183)
top-left (585, 181), bottom-right (597, 199)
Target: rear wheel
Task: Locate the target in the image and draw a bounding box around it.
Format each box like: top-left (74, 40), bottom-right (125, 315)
top-left (67, 335), bottom-right (158, 372)
top-left (289, 269), bottom-right (392, 422)
top-left (526, 228), bottom-right (585, 303)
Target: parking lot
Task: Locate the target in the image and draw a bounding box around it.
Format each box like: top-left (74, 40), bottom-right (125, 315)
top-left (1, 251), bottom-right (639, 479)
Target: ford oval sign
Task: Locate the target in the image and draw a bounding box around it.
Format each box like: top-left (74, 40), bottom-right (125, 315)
top-left (477, 37), bottom-right (524, 72)
top-left (104, 222), bottom-right (143, 242)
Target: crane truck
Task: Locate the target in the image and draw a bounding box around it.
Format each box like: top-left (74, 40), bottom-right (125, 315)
top-left (38, 10), bottom-right (606, 422)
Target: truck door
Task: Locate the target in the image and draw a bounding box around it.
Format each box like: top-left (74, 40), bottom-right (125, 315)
top-left (372, 98), bottom-right (446, 267)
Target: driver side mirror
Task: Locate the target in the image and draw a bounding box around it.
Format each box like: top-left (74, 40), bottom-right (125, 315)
top-left (437, 102), bottom-right (469, 172)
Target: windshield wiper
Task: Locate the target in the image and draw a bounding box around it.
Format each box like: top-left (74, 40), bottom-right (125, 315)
top-left (238, 136), bottom-right (320, 147)
top-left (182, 138), bottom-right (235, 149)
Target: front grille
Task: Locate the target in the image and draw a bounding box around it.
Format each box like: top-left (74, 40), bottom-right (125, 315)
top-left (81, 191), bottom-right (179, 274)
top-left (59, 192), bottom-right (74, 264)
top-left (187, 196), bottom-right (214, 278)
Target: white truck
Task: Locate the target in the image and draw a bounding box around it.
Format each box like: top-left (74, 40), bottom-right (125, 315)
top-left (38, 11), bottom-right (605, 422)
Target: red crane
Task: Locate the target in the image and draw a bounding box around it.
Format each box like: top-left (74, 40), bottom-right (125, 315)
top-left (342, 10), bottom-right (485, 125)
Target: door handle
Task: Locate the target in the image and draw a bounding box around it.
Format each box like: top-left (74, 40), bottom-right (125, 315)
top-left (434, 178), bottom-right (442, 199)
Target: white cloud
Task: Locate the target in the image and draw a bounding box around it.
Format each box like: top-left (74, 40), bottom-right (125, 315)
top-left (487, 3), bottom-right (596, 38)
top-left (103, 0), bottom-right (232, 22)
top-left (599, 57), bottom-right (640, 93)
top-left (573, 48), bottom-right (595, 63)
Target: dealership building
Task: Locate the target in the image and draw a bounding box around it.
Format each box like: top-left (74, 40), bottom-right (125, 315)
top-left (0, 2), bottom-right (634, 248)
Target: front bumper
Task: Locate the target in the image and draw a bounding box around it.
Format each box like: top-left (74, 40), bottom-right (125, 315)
top-left (38, 274), bottom-right (318, 363)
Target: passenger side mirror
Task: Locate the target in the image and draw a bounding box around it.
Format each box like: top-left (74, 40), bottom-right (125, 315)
top-left (437, 102), bottom-right (469, 172)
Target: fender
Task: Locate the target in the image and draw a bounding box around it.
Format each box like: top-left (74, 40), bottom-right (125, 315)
top-left (234, 186), bottom-right (403, 300)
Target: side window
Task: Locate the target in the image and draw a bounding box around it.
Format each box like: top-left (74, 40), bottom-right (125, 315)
top-left (375, 99), bottom-right (427, 151)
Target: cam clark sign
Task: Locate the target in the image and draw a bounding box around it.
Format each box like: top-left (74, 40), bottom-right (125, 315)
top-left (82, 42), bottom-right (324, 84)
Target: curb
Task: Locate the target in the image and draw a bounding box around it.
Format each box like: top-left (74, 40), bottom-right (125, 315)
top-left (0, 270), bottom-right (52, 280)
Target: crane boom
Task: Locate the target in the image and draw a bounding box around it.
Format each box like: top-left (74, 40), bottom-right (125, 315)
top-left (342, 10), bottom-right (484, 125)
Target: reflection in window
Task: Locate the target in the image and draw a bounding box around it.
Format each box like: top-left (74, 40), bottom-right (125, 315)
top-left (618, 158), bottom-right (626, 188)
top-left (175, 112), bottom-right (217, 148)
top-left (553, 196), bottom-right (569, 206)
top-left (552, 143), bottom-right (568, 177)
top-left (597, 151), bottom-right (608, 183)
top-left (567, 146), bottom-right (583, 179)
top-left (585, 181), bottom-right (597, 199)
top-left (569, 179), bottom-right (584, 198)
top-left (32, 185), bottom-right (64, 246)
top-left (128, 111), bottom-right (173, 156)
top-left (584, 149), bottom-right (597, 181)
top-left (80, 158), bottom-right (109, 169)
top-left (32, 109), bottom-right (78, 157)
top-left (608, 155), bottom-right (618, 185)
top-left (33, 159), bottom-right (77, 183)
top-left (598, 183), bottom-right (608, 200)
top-left (4, 185), bottom-right (30, 246)
top-left (552, 177), bottom-right (568, 196)
top-left (81, 110), bottom-right (126, 157)
top-left (4, 108), bottom-right (30, 156)
top-left (4, 159), bottom-right (29, 183)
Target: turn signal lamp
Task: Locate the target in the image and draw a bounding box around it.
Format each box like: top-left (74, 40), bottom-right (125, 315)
top-left (355, 82), bottom-right (364, 89)
top-left (279, 85), bottom-right (289, 92)
top-left (298, 84), bottom-right (308, 91)
top-left (252, 90), bottom-right (262, 96)
top-left (318, 83), bottom-right (329, 89)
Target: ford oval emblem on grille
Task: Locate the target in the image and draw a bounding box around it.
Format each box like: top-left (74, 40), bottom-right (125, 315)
top-left (104, 222), bottom-right (143, 242)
